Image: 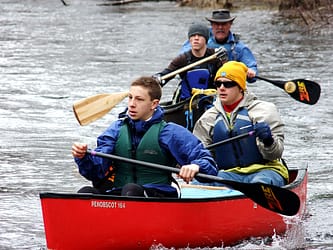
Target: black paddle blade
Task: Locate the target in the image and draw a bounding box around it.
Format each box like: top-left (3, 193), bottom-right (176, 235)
top-left (197, 172), bottom-right (301, 216)
top-left (257, 76), bottom-right (321, 105)
top-left (269, 78), bottom-right (321, 105)
top-left (226, 181), bottom-right (300, 216)
top-left (283, 79), bottom-right (320, 105)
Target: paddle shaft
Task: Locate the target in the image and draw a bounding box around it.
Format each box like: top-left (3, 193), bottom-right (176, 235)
top-left (72, 48), bottom-right (227, 126)
top-left (206, 131), bottom-right (254, 150)
top-left (60, 0), bottom-right (68, 6)
top-left (160, 52), bottom-right (220, 81)
top-left (256, 76), bottom-right (295, 93)
top-left (86, 147), bottom-right (300, 216)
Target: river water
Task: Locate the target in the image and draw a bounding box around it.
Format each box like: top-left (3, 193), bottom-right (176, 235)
top-left (0, 0), bottom-right (332, 249)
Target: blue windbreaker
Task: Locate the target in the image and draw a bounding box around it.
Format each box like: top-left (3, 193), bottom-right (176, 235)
top-left (75, 106), bottom-right (217, 184)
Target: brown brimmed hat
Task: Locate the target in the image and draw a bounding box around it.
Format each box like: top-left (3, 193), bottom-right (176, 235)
top-left (205, 9), bottom-right (236, 23)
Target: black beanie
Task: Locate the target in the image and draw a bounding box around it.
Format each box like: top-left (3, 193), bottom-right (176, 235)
top-left (188, 22), bottom-right (210, 43)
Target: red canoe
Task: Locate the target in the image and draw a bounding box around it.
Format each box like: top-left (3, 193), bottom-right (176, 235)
top-left (40, 168), bottom-right (307, 249)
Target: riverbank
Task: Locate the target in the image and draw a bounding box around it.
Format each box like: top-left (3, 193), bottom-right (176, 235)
top-left (177, 0), bottom-right (332, 31)
top-left (177, 0), bottom-right (279, 9)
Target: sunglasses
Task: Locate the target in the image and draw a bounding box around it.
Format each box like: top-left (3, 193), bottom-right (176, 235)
top-left (214, 80), bottom-right (238, 88)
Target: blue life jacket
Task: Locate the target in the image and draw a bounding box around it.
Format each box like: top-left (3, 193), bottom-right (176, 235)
top-left (179, 51), bottom-right (216, 100)
top-left (180, 68), bottom-right (210, 99)
top-left (213, 108), bottom-right (264, 169)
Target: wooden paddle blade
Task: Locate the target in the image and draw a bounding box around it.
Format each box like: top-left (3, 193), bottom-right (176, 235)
top-left (73, 92), bottom-right (128, 126)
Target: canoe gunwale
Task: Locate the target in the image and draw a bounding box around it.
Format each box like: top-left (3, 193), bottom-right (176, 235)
top-left (39, 190), bottom-right (246, 202)
top-left (284, 167), bottom-right (307, 190)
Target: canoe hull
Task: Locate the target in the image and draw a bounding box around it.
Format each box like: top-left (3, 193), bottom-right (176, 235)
top-left (40, 169), bottom-right (307, 249)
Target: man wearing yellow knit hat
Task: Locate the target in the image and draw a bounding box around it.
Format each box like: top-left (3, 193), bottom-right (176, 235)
top-left (193, 61), bottom-right (288, 187)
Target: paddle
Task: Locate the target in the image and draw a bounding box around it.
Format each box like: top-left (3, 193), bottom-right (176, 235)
top-left (256, 76), bottom-right (320, 105)
top-left (206, 131), bottom-right (255, 150)
top-left (60, 0), bottom-right (68, 6)
top-left (72, 47), bottom-right (227, 126)
top-left (87, 149), bottom-right (300, 216)
top-left (159, 47), bottom-right (227, 81)
top-left (73, 92), bottom-right (129, 126)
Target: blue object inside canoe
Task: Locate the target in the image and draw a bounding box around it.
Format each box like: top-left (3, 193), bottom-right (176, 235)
top-left (180, 186), bottom-right (243, 199)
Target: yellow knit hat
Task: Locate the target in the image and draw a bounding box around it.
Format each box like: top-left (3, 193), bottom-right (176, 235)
top-left (214, 61), bottom-right (248, 90)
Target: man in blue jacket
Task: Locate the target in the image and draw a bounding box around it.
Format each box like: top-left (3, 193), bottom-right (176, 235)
top-left (72, 76), bottom-right (217, 197)
top-left (181, 9), bottom-right (258, 82)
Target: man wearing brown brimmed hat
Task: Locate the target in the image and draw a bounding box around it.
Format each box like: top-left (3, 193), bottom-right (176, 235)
top-left (181, 9), bottom-right (257, 82)
top-left (205, 9), bottom-right (236, 45)
top-left (205, 9), bottom-right (236, 23)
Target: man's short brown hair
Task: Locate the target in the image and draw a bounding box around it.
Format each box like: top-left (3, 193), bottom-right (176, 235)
top-left (131, 76), bottom-right (162, 100)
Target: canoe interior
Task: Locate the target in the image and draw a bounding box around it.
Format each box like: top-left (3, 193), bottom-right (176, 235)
top-left (160, 94), bottom-right (215, 131)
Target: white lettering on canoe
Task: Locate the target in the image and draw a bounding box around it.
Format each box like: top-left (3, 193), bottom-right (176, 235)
top-left (91, 200), bottom-right (126, 209)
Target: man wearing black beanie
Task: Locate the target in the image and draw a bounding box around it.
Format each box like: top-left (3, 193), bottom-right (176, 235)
top-left (155, 22), bottom-right (226, 101)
